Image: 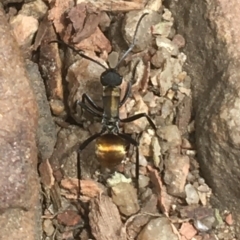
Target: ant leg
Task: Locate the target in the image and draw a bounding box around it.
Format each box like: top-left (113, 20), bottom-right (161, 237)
top-left (77, 130), bottom-right (105, 197)
top-left (117, 133), bottom-right (139, 191)
top-left (82, 93), bottom-right (103, 112)
top-left (119, 81), bottom-right (131, 107)
top-left (121, 113), bottom-right (156, 130)
top-left (76, 100), bottom-right (102, 118)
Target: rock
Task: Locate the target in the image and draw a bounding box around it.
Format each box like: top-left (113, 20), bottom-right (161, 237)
top-left (137, 217), bottom-right (178, 240)
top-left (49, 126), bottom-right (93, 179)
top-left (175, 96), bottom-right (192, 135)
top-left (138, 131), bottom-right (153, 156)
top-left (145, 0), bottom-right (163, 11)
top-left (107, 172), bottom-right (132, 186)
top-left (161, 98), bottom-right (174, 119)
top-left (164, 149), bottom-right (190, 196)
top-left (167, 0), bottom-right (240, 233)
top-left (172, 34), bottom-right (186, 48)
top-left (156, 36), bottom-right (179, 56)
top-left (151, 49), bottom-right (169, 68)
top-left (162, 8), bottom-right (173, 21)
top-left (57, 210), bottom-right (82, 227)
top-left (151, 136), bottom-right (161, 167)
top-left (99, 11), bottom-right (111, 32)
top-left (107, 51), bottom-right (119, 68)
top-left (185, 183), bottom-right (200, 205)
top-left (19, 0), bottom-right (48, 19)
top-left (10, 14), bottom-right (38, 48)
top-left (122, 10), bottom-right (161, 52)
top-left (123, 99), bottom-right (150, 134)
top-left (25, 60), bottom-right (57, 160)
top-left (0, 6), bottom-right (41, 239)
top-left (157, 125), bottom-right (182, 147)
top-left (151, 56), bottom-right (185, 96)
top-left (43, 219), bottom-right (55, 237)
top-left (152, 21), bottom-right (173, 37)
top-left (111, 182), bottom-right (140, 216)
top-left (179, 222), bottom-right (197, 239)
top-left (138, 154), bottom-right (148, 167)
top-left (138, 175), bottom-right (150, 188)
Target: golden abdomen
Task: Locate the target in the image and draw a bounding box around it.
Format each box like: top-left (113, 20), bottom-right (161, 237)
top-left (95, 134), bottom-right (128, 169)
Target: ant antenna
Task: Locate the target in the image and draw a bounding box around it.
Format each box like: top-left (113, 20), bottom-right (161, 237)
top-left (114, 12), bottom-right (149, 69)
top-left (49, 13), bottom-right (148, 71)
top-left (48, 40), bottom-right (108, 70)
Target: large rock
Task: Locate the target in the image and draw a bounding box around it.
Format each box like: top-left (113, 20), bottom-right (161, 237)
top-left (0, 6), bottom-right (41, 240)
top-left (165, 0), bottom-right (240, 233)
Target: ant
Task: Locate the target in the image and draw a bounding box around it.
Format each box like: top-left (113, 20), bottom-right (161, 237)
top-left (50, 12), bottom-right (156, 191)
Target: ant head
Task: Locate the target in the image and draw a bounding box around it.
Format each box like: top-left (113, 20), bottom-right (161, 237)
top-left (100, 69), bottom-right (123, 87)
top-left (49, 13), bottom-right (148, 89)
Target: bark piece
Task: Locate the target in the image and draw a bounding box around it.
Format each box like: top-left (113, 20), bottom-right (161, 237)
top-left (89, 194), bottom-right (126, 240)
top-left (61, 178), bottom-right (103, 200)
top-left (39, 21), bottom-right (64, 111)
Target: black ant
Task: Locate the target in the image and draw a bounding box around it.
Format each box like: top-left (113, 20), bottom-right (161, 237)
top-left (50, 13), bottom-right (156, 191)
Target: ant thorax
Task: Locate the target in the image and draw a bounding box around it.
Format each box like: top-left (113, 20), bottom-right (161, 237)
top-left (102, 86), bottom-right (121, 120)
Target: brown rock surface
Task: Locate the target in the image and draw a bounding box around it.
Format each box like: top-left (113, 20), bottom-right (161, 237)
top-left (0, 6), bottom-right (41, 240)
top-left (166, 0), bottom-right (240, 233)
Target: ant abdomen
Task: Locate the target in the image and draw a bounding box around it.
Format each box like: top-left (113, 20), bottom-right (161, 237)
top-left (95, 134), bottom-right (129, 169)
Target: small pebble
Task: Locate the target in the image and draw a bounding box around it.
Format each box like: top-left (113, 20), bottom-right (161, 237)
top-left (137, 217), bottom-right (178, 240)
top-left (172, 34), bottom-right (186, 48)
top-left (139, 154), bottom-right (148, 167)
top-left (198, 177), bottom-right (205, 185)
top-left (43, 219), bottom-right (55, 237)
top-left (187, 172), bottom-right (195, 182)
top-left (140, 187), bottom-right (153, 201)
top-left (162, 8), bottom-right (173, 21)
top-left (185, 183), bottom-right (199, 205)
top-left (156, 36), bottom-right (179, 56)
top-left (108, 51), bottom-right (119, 68)
top-left (152, 21), bottom-right (173, 37)
top-left (138, 175), bottom-right (150, 188)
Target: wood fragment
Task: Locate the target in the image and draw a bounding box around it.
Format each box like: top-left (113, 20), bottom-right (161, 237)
top-left (77, 0), bottom-right (144, 12)
top-left (61, 178), bottom-right (103, 200)
top-left (89, 194), bottom-right (126, 240)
